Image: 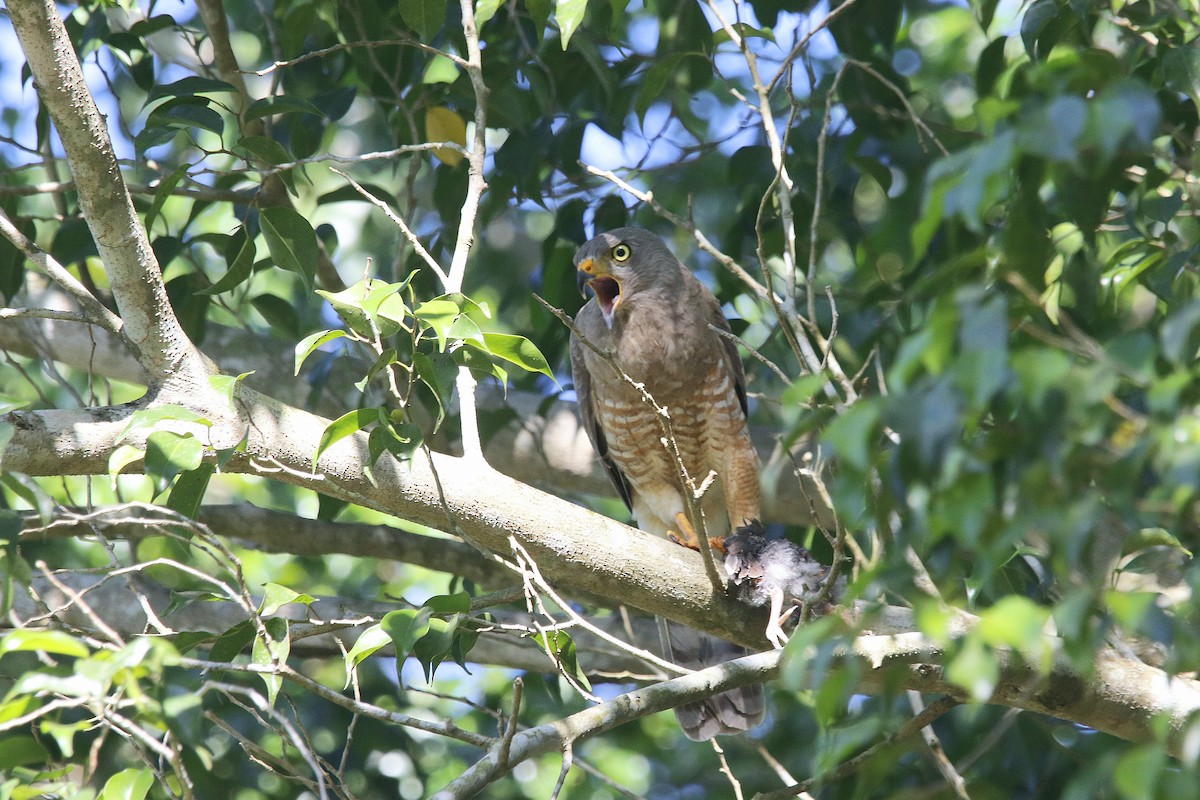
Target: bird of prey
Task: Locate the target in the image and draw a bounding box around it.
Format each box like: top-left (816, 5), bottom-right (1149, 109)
top-left (724, 520), bottom-right (839, 649)
top-left (570, 226), bottom-right (764, 740)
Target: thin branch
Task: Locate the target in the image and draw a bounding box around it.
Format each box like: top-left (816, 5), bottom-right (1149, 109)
top-left (908, 691), bottom-right (970, 800)
top-left (582, 163), bottom-right (772, 302)
top-left (329, 169), bottom-right (449, 285)
top-left (431, 649), bottom-right (783, 799)
top-left (506, 536), bottom-right (687, 677)
top-left (708, 323), bottom-right (793, 386)
top-left (752, 697), bottom-right (962, 800)
top-left (252, 38), bottom-right (468, 75)
top-left (7, 0), bottom-right (206, 383)
top-left (0, 209), bottom-right (127, 341)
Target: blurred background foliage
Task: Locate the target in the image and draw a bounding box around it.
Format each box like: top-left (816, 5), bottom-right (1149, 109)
top-left (1, 0), bottom-right (1199, 797)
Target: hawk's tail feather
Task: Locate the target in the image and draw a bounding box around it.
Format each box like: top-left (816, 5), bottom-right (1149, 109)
top-left (675, 682), bottom-right (766, 741)
top-left (659, 618), bottom-right (766, 741)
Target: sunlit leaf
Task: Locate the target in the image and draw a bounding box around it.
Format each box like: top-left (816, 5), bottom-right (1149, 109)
top-left (295, 329), bottom-right (348, 375)
top-left (472, 333), bottom-right (555, 381)
top-left (145, 430), bottom-right (205, 495)
top-left (426, 106), bottom-right (467, 167)
top-left (251, 617), bottom-right (290, 707)
top-left (260, 582), bottom-right (317, 616)
top-left (343, 624), bottom-right (392, 685)
top-left (313, 408), bottom-right (381, 469)
top-left (260, 207), bottom-right (318, 292)
top-left (0, 629), bottom-right (89, 659)
top-left (556, 0), bottom-right (587, 48)
top-left (98, 767), bottom-right (154, 800)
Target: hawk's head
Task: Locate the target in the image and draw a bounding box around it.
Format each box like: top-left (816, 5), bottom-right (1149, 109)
top-left (575, 227), bottom-right (677, 329)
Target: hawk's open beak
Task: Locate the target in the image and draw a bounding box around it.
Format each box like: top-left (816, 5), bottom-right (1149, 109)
top-left (576, 258), bottom-right (622, 329)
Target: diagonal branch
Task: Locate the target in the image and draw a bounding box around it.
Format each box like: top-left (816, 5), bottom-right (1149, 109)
top-left (6, 0), bottom-right (210, 386)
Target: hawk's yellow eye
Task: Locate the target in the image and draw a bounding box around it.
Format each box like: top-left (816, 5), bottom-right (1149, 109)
top-left (612, 243), bottom-right (631, 262)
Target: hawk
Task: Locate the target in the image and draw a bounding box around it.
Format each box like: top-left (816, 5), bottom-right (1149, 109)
top-left (570, 226), bottom-right (764, 740)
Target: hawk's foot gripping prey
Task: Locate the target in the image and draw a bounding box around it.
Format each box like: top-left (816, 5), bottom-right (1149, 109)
top-left (667, 511), bottom-right (727, 554)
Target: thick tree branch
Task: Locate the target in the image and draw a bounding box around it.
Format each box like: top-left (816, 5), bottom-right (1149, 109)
top-left (6, 402), bottom-right (1200, 759)
top-left (0, 309), bottom-right (827, 526)
top-left (6, 0), bottom-right (210, 386)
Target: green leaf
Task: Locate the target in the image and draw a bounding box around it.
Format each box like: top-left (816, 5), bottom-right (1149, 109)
top-left (413, 351), bottom-right (458, 430)
top-left (198, 229), bottom-right (256, 295)
top-left (1165, 45), bottom-right (1200, 108)
top-left (0, 629), bottom-right (89, 659)
top-left (244, 95), bottom-right (325, 122)
top-left (944, 634), bottom-right (998, 701)
top-left (382, 608), bottom-right (433, 684)
top-left (413, 298), bottom-right (462, 351)
top-left (235, 134), bottom-right (294, 167)
top-left (209, 371), bottom-right (254, 409)
top-left (473, 333), bottom-right (555, 380)
top-left (313, 408), bottom-right (381, 469)
top-left (295, 329), bottom-right (348, 375)
top-left (146, 76), bottom-right (236, 104)
top-left (368, 419), bottom-right (423, 465)
top-left (1161, 300), bottom-right (1200, 364)
top-left (556, 0), bottom-right (587, 48)
top-left (40, 719), bottom-right (89, 759)
top-left (166, 464), bottom-right (214, 517)
top-left (259, 583), bottom-right (316, 616)
top-left (527, 0), bottom-right (552, 39)
top-left (978, 596), bottom-right (1050, 666)
top-left (145, 431), bottom-right (205, 495)
top-left (251, 618), bottom-right (290, 707)
top-left (209, 620), bottom-right (255, 662)
top-left (423, 57), bottom-right (461, 86)
top-left (145, 162), bottom-right (191, 234)
top-left (399, 0), bottom-right (445, 41)
top-left (1114, 745), bottom-right (1167, 800)
top-left (147, 98), bottom-right (224, 136)
top-left (260, 207), bottom-right (318, 292)
top-left (0, 735), bottom-right (51, 770)
top-left (712, 22), bottom-right (774, 46)
top-left (108, 444), bottom-right (145, 487)
top-left (476, 0), bottom-right (505, 26)
top-left (98, 768), bottom-right (154, 800)
top-left (119, 405), bottom-right (212, 443)
top-left (423, 591), bottom-right (471, 614)
top-left (343, 624), bottom-right (392, 685)
top-left (637, 53), bottom-right (689, 122)
top-left (317, 278), bottom-right (411, 338)
top-left (821, 399), bottom-right (882, 473)
top-left (453, 344), bottom-right (507, 385)
top-left (530, 629), bottom-right (590, 690)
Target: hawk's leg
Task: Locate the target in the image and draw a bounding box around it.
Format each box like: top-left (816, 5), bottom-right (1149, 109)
top-left (668, 512), bottom-right (726, 553)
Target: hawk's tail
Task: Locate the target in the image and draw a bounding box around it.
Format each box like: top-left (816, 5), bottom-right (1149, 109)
top-left (659, 619), bottom-right (766, 741)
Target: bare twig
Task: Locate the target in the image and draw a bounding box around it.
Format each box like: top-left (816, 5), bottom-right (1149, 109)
top-left (752, 696), bottom-right (962, 800)
top-left (908, 691), bottom-right (971, 800)
top-left (0, 209), bottom-right (127, 341)
top-left (252, 37), bottom-right (467, 74)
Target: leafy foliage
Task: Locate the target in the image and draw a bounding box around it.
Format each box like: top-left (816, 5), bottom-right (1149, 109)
top-left (1, 0), bottom-right (1199, 798)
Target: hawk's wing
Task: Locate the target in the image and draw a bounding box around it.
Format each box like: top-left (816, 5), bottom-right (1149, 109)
top-left (701, 285), bottom-right (749, 418)
top-left (570, 332), bottom-right (634, 511)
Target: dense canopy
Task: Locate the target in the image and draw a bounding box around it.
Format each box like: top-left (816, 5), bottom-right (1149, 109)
top-left (1, 0), bottom-right (1199, 798)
